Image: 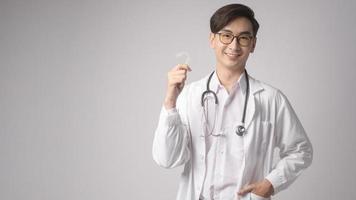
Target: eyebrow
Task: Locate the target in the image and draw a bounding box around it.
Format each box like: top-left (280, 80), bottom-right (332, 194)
top-left (220, 29), bottom-right (253, 35)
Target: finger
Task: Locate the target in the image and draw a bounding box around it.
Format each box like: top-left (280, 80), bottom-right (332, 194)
top-left (171, 76), bottom-right (187, 84)
top-left (170, 73), bottom-right (187, 81)
top-left (175, 64), bottom-right (192, 72)
top-left (168, 72), bottom-right (187, 82)
top-left (180, 64), bottom-right (192, 72)
top-left (171, 70), bottom-right (188, 76)
top-left (177, 82), bottom-right (185, 90)
top-left (238, 184), bottom-right (255, 195)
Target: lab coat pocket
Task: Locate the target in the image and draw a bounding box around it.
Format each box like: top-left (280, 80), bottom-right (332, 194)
top-left (250, 192), bottom-right (271, 200)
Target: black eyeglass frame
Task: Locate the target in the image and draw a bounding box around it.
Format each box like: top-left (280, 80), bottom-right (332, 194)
top-left (216, 32), bottom-right (254, 46)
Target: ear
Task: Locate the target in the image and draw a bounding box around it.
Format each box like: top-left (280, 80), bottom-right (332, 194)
top-left (250, 37), bottom-right (257, 53)
top-left (209, 33), bottom-right (216, 49)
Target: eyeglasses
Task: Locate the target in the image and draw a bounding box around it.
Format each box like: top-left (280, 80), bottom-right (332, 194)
top-left (216, 32), bottom-right (254, 46)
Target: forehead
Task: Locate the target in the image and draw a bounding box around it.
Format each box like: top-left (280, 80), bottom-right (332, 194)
top-left (221, 17), bottom-right (253, 34)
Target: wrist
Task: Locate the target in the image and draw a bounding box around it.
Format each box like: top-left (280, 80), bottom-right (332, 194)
top-left (164, 98), bottom-right (176, 110)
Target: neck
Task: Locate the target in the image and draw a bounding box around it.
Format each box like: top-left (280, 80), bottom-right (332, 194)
top-left (216, 65), bottom-right (245, 92)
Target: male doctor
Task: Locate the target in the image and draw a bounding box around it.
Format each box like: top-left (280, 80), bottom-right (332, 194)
top-left (152, 4), bottom-right (313, 200)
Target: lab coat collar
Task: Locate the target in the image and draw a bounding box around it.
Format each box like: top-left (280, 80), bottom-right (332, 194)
top-left (244, 75), bottom-right (264, 130)
top-left (248, 75), bottom-right (264, 95)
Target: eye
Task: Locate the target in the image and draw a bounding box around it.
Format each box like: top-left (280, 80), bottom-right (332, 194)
top-left (221, 33), bottom-right (233, 39)
top-left (239, 35), bottom-right (251, 40)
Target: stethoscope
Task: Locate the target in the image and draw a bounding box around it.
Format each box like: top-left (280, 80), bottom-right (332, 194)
top-left (201, 69), bottom-right (250, 136)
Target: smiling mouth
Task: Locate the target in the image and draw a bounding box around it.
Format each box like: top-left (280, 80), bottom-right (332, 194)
top-left (224, 52), bottom-right (240, 58)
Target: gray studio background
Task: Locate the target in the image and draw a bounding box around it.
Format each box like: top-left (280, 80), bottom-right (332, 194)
top-left (1, 0), bottom-right (355, 199)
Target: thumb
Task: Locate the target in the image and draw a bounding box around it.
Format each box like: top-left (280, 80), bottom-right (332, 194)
top-left (177, 82), bottom-right (185, 91)
top-left (238, 183), bottom-right (255, 196)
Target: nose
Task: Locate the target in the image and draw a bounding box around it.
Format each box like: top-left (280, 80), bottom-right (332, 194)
top-left (228, 37), bottom-right (241, 50)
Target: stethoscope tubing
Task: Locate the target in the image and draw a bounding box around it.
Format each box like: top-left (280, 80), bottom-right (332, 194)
top-left (201, 69), bottom-right (250, 136)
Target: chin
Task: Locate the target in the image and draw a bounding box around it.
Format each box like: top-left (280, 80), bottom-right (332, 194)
top-left (222, 58), bottom-right (245, 69)
top-left (217, 57), bottom-right (246, 71)
top-left (224, 62), bottom-right (244, 71)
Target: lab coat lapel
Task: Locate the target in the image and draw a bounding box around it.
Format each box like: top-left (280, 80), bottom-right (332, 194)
top-left (244, 76), bottom-right (264, 130)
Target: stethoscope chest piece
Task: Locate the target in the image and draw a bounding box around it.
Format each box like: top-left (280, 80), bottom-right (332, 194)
top-left (236, 125), bottom-right (246, 136)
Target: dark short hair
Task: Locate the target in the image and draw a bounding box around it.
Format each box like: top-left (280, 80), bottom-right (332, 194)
top-left (210, 4), bottom-right (259, 37)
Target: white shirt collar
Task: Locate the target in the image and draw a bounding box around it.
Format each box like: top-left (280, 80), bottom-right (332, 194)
top-left (209, 71), bottom-right (247, 95)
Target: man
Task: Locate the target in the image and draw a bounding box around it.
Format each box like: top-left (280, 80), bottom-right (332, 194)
top-left (152, 4), bottom-right (313, 200)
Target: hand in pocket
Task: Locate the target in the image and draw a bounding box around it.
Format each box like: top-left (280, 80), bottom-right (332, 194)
top-left (238, 179), bottom-right (274, 199)
top-left (250, 192), bottom-right (271, 200)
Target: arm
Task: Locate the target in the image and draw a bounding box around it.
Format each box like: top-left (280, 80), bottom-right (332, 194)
top-left (152, 64), bottom-right (192, 169)
top-left (265, 90), bottom-right (313, 194)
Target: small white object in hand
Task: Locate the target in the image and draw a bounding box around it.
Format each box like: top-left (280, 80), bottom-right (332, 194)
top-left (176, 51), bottom-right (190, 65)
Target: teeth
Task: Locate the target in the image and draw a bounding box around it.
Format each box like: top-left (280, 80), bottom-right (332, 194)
top-left (226, 53), bottom-right (239, 56)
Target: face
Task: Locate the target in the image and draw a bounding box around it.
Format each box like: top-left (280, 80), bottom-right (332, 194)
top-left (210, 17), bottom-right (256, 71)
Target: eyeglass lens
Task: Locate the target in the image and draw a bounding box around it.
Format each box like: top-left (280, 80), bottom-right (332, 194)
top-left (218, 32), bottom-right (252, 46)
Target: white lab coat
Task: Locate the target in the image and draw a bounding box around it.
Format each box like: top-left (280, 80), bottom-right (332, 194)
top-left (152, 74), bottom-right (313, 200)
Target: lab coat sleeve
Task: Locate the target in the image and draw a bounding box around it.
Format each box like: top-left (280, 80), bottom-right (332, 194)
top-left (152, 85), bottom-right (191, 169)
top-left (265, 90), bottom-right (313, 194)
